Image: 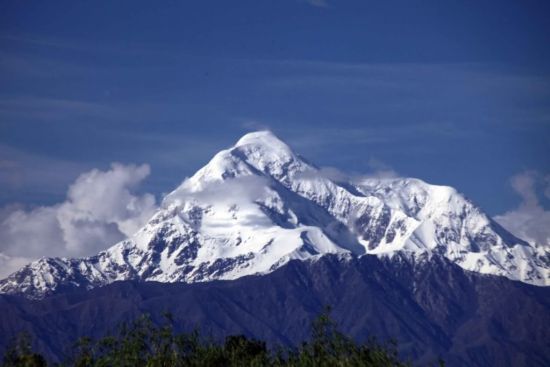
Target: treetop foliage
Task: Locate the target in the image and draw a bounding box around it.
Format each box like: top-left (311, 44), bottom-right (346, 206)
top-left (3, 307), bottom-right (439, 366)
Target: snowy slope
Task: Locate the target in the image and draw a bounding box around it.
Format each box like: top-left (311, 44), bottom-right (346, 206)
top-left (1, 131), bottom-right (548, 298)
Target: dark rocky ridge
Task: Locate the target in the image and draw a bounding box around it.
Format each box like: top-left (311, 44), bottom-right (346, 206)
top-left (1, 254), bottom-right (549, 366)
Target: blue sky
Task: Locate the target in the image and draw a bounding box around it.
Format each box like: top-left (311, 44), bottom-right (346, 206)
top-left (1, 0), bottom-right (549, 217)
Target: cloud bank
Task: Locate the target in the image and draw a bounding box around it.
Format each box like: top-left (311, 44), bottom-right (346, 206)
top-left (0, 163), bottom-right (157, 277)
top-left (495, 171), bottom-right (550, 247)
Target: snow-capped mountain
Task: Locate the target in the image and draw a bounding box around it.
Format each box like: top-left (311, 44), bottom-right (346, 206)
top-left (1, 131), bottom-right (548, 298)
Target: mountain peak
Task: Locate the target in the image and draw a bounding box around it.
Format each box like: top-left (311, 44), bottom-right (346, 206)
top-left (234, 130), bottom-right (286, 148)
top-left (176, 131), bottom-right (308, 193)
top-left (232, 130), bottom-right (299, 172)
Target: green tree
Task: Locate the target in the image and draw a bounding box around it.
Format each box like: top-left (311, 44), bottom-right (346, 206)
top-left (2, 332), bottom-right (46, 367)
top-left (2, 308), bottom-right (429, 366)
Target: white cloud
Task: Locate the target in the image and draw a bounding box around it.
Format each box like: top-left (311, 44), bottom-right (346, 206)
top-left (0, 163), bottom-right (157, 278)
top-left (294, 160), bottom-right (399, 190)
top-left (363, 158), bottom-right (399, 179)
top-left (164, 175), bottom-right (269, 207)
top-left (0, 253), bottom-right (32, 280)
top-left (240, 120), bottom-right (272, 132)
top-left (294, 166), bottom-right (349, 182)
top-left (495, 171), bottom-right (550, 247)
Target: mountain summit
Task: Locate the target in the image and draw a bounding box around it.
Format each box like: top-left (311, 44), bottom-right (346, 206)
top-left (1, 131), bottom-right (548, 298)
